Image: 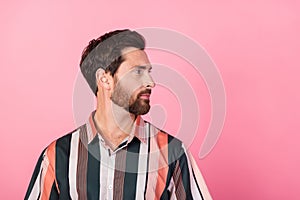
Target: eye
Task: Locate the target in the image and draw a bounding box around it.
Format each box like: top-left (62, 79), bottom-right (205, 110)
top-left (135, 68), bottom-right (143, 75)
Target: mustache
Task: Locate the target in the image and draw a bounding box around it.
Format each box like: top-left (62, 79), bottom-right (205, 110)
top-left (137, 89), bottom-right (151, 97)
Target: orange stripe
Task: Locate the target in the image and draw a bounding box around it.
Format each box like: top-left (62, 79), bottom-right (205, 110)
top-left (154, 131), bottom-right (168, 200)
top-left (136, 115), bottom-right (141, 126)
top-left (133, 116), bottom-right (141, 138)
top-left (41, 141), bottom-right (57, 199)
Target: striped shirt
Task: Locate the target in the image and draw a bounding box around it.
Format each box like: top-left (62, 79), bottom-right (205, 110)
top-left (25, 112), bottom-right (212, 200)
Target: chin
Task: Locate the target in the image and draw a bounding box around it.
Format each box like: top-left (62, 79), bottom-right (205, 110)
top-left (128, 102), bottom-right (151, 116)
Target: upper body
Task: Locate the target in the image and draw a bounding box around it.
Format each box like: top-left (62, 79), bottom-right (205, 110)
top-left (25, 112), bottom-right (211, 200)
top-left (25, 29), bottom-right (212, 200)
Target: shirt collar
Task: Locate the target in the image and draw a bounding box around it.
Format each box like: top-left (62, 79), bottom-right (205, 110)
top-left (86, 111), bottom-right (147, 144)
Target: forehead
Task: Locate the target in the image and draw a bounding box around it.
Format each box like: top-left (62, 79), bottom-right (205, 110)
top-left (116, 48), bottom-right (151, 75)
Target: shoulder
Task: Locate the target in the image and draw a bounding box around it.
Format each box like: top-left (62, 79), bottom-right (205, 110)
top-left (42, 124), bottom-right (85, 159)
top-left (146, 121), bottom-right (184, 160)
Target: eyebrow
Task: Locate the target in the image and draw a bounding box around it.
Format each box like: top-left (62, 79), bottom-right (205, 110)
top-left (134, 65), bottom-right (152, 70)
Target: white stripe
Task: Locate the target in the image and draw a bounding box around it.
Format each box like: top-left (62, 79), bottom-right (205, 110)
top-left (182, 145), bottom-right (212, 200)
top-left (42, 152), bottom-right (50, 199)
top-left (99, 141), bottom-right (108, 199)
top-left (168, 177), bottom-right (178, 200)
top-left (107, 153), bottom-right (115, 200)
top-left (69, 130), bottom-right (80, 199)
top-left (27, 158), bottom-right (43, 200)
top-left (135, 123), bottom-right (149, 199)
top-left (86, 122), bottom-right (95, 143)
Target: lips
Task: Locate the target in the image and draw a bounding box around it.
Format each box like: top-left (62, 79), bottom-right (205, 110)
top-left (138, 89), bottom-right (151, 100)
top-left (139, 93), bottom-right (150, 100)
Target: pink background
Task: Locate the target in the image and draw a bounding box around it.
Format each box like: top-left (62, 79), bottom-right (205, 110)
top-left (1, 0), bottom-right (300, 199)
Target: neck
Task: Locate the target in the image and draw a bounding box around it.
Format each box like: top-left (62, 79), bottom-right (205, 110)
top-left (94, 100), bottom-right (137, 149)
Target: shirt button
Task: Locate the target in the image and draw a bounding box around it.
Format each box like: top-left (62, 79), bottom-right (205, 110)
top-left (108, 185), bottom-right (113, 190)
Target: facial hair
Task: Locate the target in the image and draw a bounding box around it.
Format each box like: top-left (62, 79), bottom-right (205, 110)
top-left (111, 82), bottom-right (151, 116)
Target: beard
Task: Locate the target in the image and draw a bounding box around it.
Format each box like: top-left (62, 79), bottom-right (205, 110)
top-left (111, 83), bottom-right (151, 116)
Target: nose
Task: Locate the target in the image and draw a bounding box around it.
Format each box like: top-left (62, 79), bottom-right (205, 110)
top-left (143, 73), bottom-right (155, 89)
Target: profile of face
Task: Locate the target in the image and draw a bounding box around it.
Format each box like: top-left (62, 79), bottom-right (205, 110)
top-left (110, 49), bottom-right (155, 116)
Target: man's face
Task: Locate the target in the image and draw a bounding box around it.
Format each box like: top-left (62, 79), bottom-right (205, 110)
top-left (110, 48), bottom-right (155, 116)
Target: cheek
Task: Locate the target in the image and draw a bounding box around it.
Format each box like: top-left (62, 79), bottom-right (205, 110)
top-left (130, 90), bottom-right (140, 100)
top-left (119, 77), bottom-right (142, 94)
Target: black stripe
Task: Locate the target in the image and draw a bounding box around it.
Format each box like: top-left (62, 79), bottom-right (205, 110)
top-left (192, 168), bottom-right (204, 200)
top-left (55, 133), bottom-right (73, 199)
top-left (87, 135), bottom-right (100, 200)
top-left (117, 140), bottom-right (128, 149)
top-left (49, 182), bottom-right (59, 200)
top-left (143, 124), bottom-right (150, 198)
top-left (178, 150), bottom-right (193, 200)
top-left (25, 149), bottom-right (46, 199)
top-left (123, 137), bottom-right (141, 199)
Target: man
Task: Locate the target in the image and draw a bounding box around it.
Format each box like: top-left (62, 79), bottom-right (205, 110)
top-left (25, 29), bottom-right (212, 200)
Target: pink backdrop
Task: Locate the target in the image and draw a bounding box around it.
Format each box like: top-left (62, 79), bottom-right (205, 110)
top-left (1, 0), bottom-right (300, 199)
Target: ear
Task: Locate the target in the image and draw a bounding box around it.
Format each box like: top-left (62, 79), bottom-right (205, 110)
top-left (95, 68), bottom-right (113, 90)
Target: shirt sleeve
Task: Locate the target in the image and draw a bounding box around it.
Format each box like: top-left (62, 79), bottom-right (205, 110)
top-left (25, 142), bottom-right (59, 200)
top-left (168, 144), bottom-right (212, 200)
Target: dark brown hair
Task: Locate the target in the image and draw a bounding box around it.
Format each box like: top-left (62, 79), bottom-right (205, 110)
top-left (80, 29), bottom-right (145, 95)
